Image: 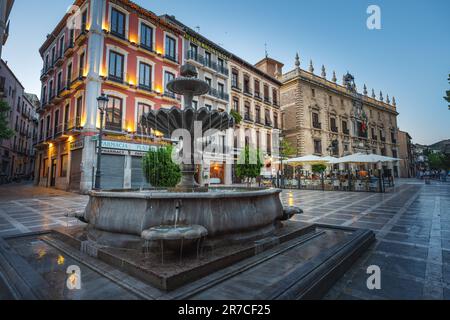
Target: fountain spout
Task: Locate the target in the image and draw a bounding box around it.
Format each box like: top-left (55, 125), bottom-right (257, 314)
top-left (174, 200), bottom-right (182, 228)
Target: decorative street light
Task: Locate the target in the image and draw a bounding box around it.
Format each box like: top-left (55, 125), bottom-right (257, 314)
top-left (94, 94), bottom-right (109, 190)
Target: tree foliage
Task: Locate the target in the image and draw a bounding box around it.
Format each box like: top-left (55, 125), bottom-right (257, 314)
top-left (236, 145), bottom-right (264, 183)
top-left (280, 138), bottom-right (296, 160)
top-left (428, 152), bottom-right (450, 170)
top-left (312, 163), bottom-right (327, 173)
top-left (142, 145), bottom-right (181, 188)
top-left (230, 109), bottom-right (242, 125)
top-left (445, 74), bottom-right (450, 110)
top-left (0, 100), bottom-right (14, 140)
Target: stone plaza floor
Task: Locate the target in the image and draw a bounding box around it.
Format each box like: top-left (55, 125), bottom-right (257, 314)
top-left (0, 179), bottom-right (449, 300)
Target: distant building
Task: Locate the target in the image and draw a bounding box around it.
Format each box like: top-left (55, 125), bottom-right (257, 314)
top-left (0, 60), bottom-right (39, 182)
top-left (279, 54), bottom-right (400, 176)
top-left (0, 0), bottom-right (14, 58)
top-left (398, 130), bottom-right (415, 178)
top-left (230, 56), bottom-right (282, 181)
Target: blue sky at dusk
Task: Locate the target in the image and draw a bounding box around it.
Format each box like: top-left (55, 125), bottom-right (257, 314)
top-left (2, 0), bottom-right (449, 145)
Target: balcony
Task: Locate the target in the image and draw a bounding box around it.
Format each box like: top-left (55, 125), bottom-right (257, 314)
top-left (254, 92), bottom-right (262, 101)
top-left (137, 84), bottom-right (153, 93)
top-left (71, 75), bottom-right (86, 89)
top-left (313, 122), bottom-right (322, 130)
top-left (381, 136), bottom-right (386, 142)
top-left (164, 54), bottom-right (179, 64)
top-left (243, 87), bottom-right (252, 96)
top-left (139, 42), bottom-right (155, 54)
top-left (265, 120), bottom-right (273, 127)
top-left (331, 126), bottom-right (338, 133)
top-left (45, 131), bottom-right (52, 141)
top-left (75, 30), bottom-right (88, 45)
top-left (64, 42), bottom-right (75, 57)
top-left (273, 100), bottom-right (279, 107)
top-left (343, 128), bottom-right (350, 135)
top-left (65, 117), bottom-right (83, 132)
top-left (48, 90), bottom-right (56, 104)
top-left (186, 50), bottom-right (203, 65)
top-left (107, 75), bottom-right (125, 85)
top-left (105, 122), bottom-right (123, 133)
top-left (264, 97), bottom-right (272, 105)
top-left (54, 124), bottom-right (64, 138)
top-left (47, 63), bottom-right (55, 75)
top-left (244, 114), bottom-right (253, 122)
top-left (231, 81), bottom-right (242, 92)
top-left (207, 88), bottom-right (229, 102)
top-left (54, 52), bottom-right (64, 67)
top-left (163, 91), bottom-right (180, 101)
top-left (185, 51), bottom-right (229, 76)
top-left (40, 67), bottom-right (49, 81)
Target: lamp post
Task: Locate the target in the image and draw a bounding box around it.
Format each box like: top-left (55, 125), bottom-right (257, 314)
top-left (94, 94), bottom-right (109, 190)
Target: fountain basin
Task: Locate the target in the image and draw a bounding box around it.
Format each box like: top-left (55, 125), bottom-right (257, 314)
top-left (82, 188), bottom-right (283, 247)
top-left (142, 225), bottom-right (208, 252)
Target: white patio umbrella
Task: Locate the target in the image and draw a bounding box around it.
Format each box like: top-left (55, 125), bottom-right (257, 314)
top-left (321, 156), bottom-right (340, 164)
top-left (285, 155), bottom-right (330, 166)
top-left (333, 153), bottom-right (380, 164)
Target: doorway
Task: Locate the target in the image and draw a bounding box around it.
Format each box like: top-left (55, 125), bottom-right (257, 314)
top-left (50, 159), bottom-right (57, 187)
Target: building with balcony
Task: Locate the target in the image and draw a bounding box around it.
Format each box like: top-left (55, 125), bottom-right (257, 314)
top-left (0, 0), bottom-right (14, 58)
top-left (398, 130), bottom-right (416, 178)
top-left (0, 60), bottom-right (39, 182)
top-left (280, 54), bottom-right (400, 176)
top-left (230, 55), bottom-right (283, 180)
top-left (36, 0), bottom-right (184, 192)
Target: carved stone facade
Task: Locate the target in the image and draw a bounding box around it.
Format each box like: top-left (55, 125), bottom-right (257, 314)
top-left (276, 57), bottom-right (400, 175)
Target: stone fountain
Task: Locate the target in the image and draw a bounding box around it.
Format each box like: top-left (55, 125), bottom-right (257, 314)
top-left (81, 64), bottom-right (290, 249)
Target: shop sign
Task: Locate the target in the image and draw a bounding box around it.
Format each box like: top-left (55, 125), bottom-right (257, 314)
top-left (185, 34), bottom-right (229, 60)
top-left (70, 140), bottom-right (84, 151)
top-left (102, 149), bottom-right (129, 156)
top-left (100, 140), bottom-right (158, 152)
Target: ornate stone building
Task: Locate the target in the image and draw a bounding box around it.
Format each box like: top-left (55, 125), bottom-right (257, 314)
top-left (277, 54), bottom-right (400, 176)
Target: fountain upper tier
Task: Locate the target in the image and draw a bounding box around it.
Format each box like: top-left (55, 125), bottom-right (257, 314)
top-left (140, 106), bottom-right (235, 138)
top-left (140, 64), bottom-right (234, 137)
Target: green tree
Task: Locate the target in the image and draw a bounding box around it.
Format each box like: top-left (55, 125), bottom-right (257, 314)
top-left (280, 138), bottom-right (296, 160)
top-left (142, 145), bottom-right (181, 188)
top-left (0, 100), bottom-right (14, 140)
top-left (445, 74), bottom-right (450, 110)
top-left (428, 152), bottom-right (450, 170)
top-left (230, 109), bottom-right (242, 125)
top-left (236, 145), bottom-right (263, 185)
top-left (312, 163), bottom-right (327, 173)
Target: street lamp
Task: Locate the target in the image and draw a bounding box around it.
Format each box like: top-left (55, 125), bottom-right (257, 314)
top-left (94, 94), bottom-right (109, 190)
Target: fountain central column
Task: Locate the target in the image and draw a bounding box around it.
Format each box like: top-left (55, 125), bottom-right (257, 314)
top-left (178, 91), bottom-right (200, 190)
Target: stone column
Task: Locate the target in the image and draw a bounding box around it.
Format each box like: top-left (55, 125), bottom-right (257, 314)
top-left (224, 163), bottom-right (233, 185)
top-left (79, 0), bottom-right (105, 193)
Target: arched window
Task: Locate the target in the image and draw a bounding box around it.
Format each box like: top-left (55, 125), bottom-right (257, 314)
top-left (105, 96), bottom-right (123, 132)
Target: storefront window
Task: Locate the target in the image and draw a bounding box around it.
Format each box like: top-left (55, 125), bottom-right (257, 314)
top-left (60, 154), bottom-right (68, 177)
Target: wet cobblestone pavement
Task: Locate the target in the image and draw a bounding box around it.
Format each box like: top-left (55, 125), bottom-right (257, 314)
top-left (1, 180), bottom-right (449, 299)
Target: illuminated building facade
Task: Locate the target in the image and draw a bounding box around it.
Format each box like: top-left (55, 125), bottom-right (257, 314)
top-left (36, 0), bottom-right (183, 192)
